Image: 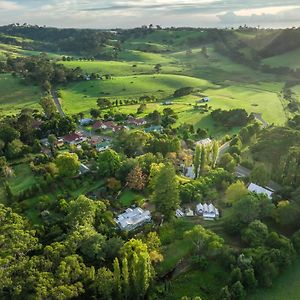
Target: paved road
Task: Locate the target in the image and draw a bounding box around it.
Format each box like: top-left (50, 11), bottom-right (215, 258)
top-left (216, 141), bottom-right (230, 162)
top-left (51, 89), bottom-right (65, 116)
top-left (252, 113), bottom-right (268, 128)
top-left (235, 164), bottom-right (282, 192)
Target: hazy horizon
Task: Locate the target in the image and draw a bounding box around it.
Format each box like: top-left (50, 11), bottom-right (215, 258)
top-left (0, 0), bottom-right (300, 29)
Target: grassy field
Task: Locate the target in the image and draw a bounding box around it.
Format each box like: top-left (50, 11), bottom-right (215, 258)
top-left (0, 73), bottom-right (41, 117)
top-left (59, 74), bottom-right (213, 114)
top-left (118, 190), bottom-right (144, 207)
top-left (6, 164), bottom-right (40, 196)
top-left (248, 258), bottom-right (300, 300)
top-left (0, 43), bottom-right (63, 60)
top-left (60, 60), bottom-right (182, 76)
top-left (263, 48), bottom-right (300, 69)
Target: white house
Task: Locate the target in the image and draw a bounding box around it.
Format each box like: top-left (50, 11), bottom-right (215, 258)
top-left (79, 118), bottom-right (93, 126)
top-left (79, 163), bottom-right (90, 175)
top-left (248, 183), bottom-right (273, 199)
top-left (185, 166), bottom-right (195, 179)
top-left (196, 203), bottom-right (219, 220)
top-left (115, 207), bottom-right (151, 231)
top-left (196, 138), bottom-right (212, 148)
top-left (185, 208), bottom-right (194, 217)
top-left (175, 208), bottom-right (185, 218)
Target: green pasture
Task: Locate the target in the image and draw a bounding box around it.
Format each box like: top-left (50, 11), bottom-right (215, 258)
top-left (0, 73), bottom-right (41, 117)
top-left (118, 190), bottom-right (144, 207)
top-left (248, 258), bottom-right (300, 300)
top-left (60, 59), bottom-right (182, 76)
top-left (118, 49), bottom-right (175, 64)
top-left (6, 164), bottom-right (40, 196)
top-left (59, 74), bottom-right (212, 114)
top-left (263, 47), bottom-right (300, 69)
top-left (0, 43), bottom-right (62, 59)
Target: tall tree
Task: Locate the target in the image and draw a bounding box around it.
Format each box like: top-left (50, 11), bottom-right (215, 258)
top-left (200, 146), bottom-right (206, 175)
top-left (193, 145), bottom-right (201, 179)
top-left (122, 257), bottom-right (129, 300)
top-left (212, 141), bottom-right (219, 168)
top-left (126, 165), bottom-right (146, 191)
top-left (40, 95), bottom-right (57, 118)
top-left (225, 181), bottom-right (248, 205)
top-left (55, 152), bottom-right (80, 177)
top-left (152, 164), bottom-right (179, 220)
top-left (184, 225), bottom-right (224, 258)
top-left (121, 239), bottom-right (154, 299)
top-left (113, 258), bottom-right (121, 299)
top-left (97, 149), bottom-right (121, 177)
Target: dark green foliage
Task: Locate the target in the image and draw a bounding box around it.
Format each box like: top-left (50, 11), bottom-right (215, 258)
top-left (152, 164), bottom-right (179, 220)
top-left (173, 86), bottom-right (194, 97)
top-left (211, 109), bottom-right (249, 128)
top-left (97, 149), bottom-right (121, 177)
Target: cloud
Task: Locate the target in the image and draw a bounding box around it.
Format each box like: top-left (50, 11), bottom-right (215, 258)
top-left (218, 6), bottom-right (300, 27)
top-left (1, 0), bottom-right (300, 28)
top-left (0, 0), bottom-right (22, 10)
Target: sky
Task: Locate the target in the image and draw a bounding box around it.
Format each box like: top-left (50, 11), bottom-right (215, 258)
top-left (0, 0), bottom-right (300, 29)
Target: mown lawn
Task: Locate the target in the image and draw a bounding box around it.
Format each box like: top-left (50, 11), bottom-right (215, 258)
top-left (7, 164), bottom-right (40, 196)
top-left (248, 257), bottom-right (300, 300)
top-left (118, 190), bottom-right (144, 207)
top-left (0, 73), bottom-right (41, 117)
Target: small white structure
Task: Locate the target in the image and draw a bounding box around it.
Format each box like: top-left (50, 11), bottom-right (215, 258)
top-left (185, 208), bottom-right (194, 217)
top-left (185, 166), bottom-right (195, 179)
top-left (115, 207), bottom-right (151, 231)
top-left (176, 208), bottom-right (185, 218)
top-left (196, 138), bottom-right (212, 148)
top-left (196, 203), bottom-right (219, 220)
top-left (79, 163), bottom-right (90, 175)
top-left (79, 118), bottom-right (93, 126)
top-left (248, 183), bottom-right (273, 199)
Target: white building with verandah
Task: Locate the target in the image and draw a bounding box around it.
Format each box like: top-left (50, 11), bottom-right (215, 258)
top-left (248, 183), bottom-right (273, 199)
top-left (196, 203), bottom-right (219, 220)
top-left (115, 207), bottom-right (151, 231)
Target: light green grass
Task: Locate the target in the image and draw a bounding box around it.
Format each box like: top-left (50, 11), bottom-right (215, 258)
top-left (118, 49), bottom-right (175, 64)
top-left (205, 82), bottom-right (286, 125)
top-left (7, 164), bottom-right (39, 196)
top-left (60, 60), bottom-right (182, 76)
top-left (60, 74), bottom-right (212, 115)
top-left (0, 73), bottom-right (41, 117)
top-left (248, 257), bottom-right (300, 300)
top-left (0, 43), bottom-right (63, 59)
top-left (118, 190), bottom-right (144, 207)
top-left (263, 48), bottom-right (300, 69)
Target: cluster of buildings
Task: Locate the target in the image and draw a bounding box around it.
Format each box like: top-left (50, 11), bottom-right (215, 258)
top-left (114, 207), bottom-right (151, 231)
top-left (176, 202), bottom-right (219, 220)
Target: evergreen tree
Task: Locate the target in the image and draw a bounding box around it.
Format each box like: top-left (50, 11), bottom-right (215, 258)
top-left (113, 258), bottom-right (121, 299)
top-left (152, 164), bottom-right (179, 220)
top-left (122, 257), bottom-right (129, 300)
top-left (219, 286), bottom-right (231, 300)
top-left (231, 281), bottom-right (245, 300)
top-left (212, 141), bottom-right (219, 167)
top-left (193, 145), bottom-right (201, 179)
top-left (200, 146), bottom-right (206, 175)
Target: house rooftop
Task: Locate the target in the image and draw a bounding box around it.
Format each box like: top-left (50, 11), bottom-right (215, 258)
top-left (115, 207), bottom-right (151, 231)
top-left (195, 138), bottom-right (212, 147)
top-left (63, 132), bottom-right (83, 143)
top-left (248, 183), bottom-right (273, 199)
